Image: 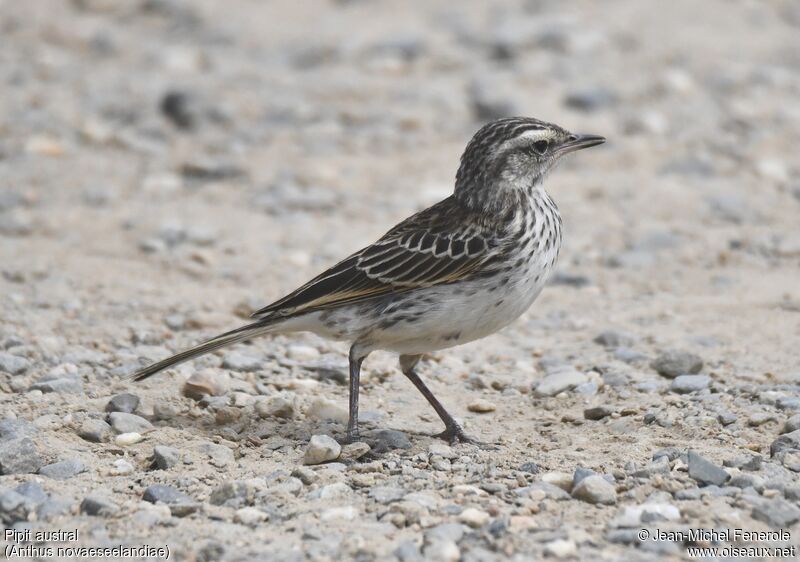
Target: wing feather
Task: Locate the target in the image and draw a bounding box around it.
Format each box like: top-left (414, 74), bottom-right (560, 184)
top-left (251, 197), bottom-right (504, 319)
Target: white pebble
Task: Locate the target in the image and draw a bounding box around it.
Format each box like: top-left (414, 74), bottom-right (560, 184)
top-left (115, 432), bottom-right (142, 446)
top-left (459, 507), bottom-right (490, 528)
top-left (303, 434), bottom-right (342, 465)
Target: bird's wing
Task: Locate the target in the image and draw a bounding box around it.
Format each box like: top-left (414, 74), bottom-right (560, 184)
top-left (251, 197), bottom-right (504, 318)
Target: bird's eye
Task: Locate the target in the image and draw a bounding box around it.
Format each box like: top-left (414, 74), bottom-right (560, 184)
top-left (532, 140), bottom-right (549, 155)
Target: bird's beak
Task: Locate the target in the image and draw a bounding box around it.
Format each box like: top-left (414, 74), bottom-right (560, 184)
top-left (557, 134), bottom-right (606, 155)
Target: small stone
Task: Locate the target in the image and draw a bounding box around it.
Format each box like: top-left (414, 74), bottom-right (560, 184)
top-left (370, 429), bottom-right (411, 453)
top-left (321, 505), bottom-right (359, 521)
top-left (78, 419), bottom-right (112, 443)
top-left (717, 411), bottom-right (738, 426)
top-left (584, 406), bottom-right (612, 420)
top-left (519, 462), bottom-right (540, 474)
top-left (152, 445), bottom-right (181, 469)
top-left (534, 369), bottom-right (588, 397)
top-left (234, 506), bottom-right (268, 525)
top-left (39, 458), bottom-right (86, 480)
top-left (593, 331), bottom-right (634, 348)
top-left (611, 503), bottom-right (680, 527)
top-left (80, 494), bottom-right (119, 517)
top-left (750, 497), bottom-right (800, 528)
top-left (571, 474), bottom-right (617, 505)
top-left (770, 429), bottom-right (800, 457)
top-left (651, 350), bottom-right (703, 378)
top-left (467, 399), bottom-right (496, 413)
top-left (196, 441), bottom-right (235, 467)
top-left (748, 412), bottom-right (776, 427)
top-left (0, 437), bottom-right (42, 474)
top-left (183, 370), bottom-right (229, 400)
top-left (115, 432), bottom-right (143, 446)
top-left (340, 442), bottom-right (370, 460)
top-left (423, 541), bottom-right (460, 562)
top-left (687, 450), bottom-right (729, 486)
top-left (459, 507), bottom-right (490, 528)
top-left (29, 375), bottom-right (84, 394)
top-left (254, 395), bottom-right (295, 419)
top-left (0, 418), bottom-right (37, 441)
top-left (112, 459), bottom-right (134, 475)
top-left (723, 454), bottom-right (762, 471)
top-left (0, 352), bottom-right (30, 374)
top-left (542, 472), bottom-right (573, 492)
top-left (209, 480), bottom-right (257, 507)
top-left (631, 456), bottom-right (670, 478)
top-left (783, 415), bottom-right (800, 434)
top-left (306, 397), bottom-right (348, 423)
top-left (394, 541), bottom-right (423, 562)
top-left (291, 466), bottom-right (319, 485)
top-left (105, 393), bottom-right (140, 414)
top-left (108, 412), bottom-right (153, 434)
top-left (222, 352), bottom-right (262, 372)
top-left (780, 451), bottom-right (800, 472)
top-left (303, 434), bottom-right (341, 465)
top-left (543, 539), bottom-right (577, 558)
top-left (287, 345), bottom-right (320, 362)
top-left (670, 375), bottom-right (711, 394)
top-left (143, 484), bottom-right (197, 516)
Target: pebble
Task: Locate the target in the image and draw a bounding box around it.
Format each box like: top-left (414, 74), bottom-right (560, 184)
top-left (183, 370), bottom-right (230, 399)
top-left (254, 395), bottom-right (295, 419)
top-left (291, 466), bottom-right (319, 486)
top-left (29, 374), bottom-right (84, 394)
top-left (459, 507), bottom-right (490, 528)
top-left (80, 494), bottom-right (120, 517)
top-left (105, 393), bottom-right (140, 413)
top-left (78, 419), bottom-right (112, 443)
top-left (717, 411), bottom-right (738, 426)
top-left (611, 503), bottom-right (680, 527)
top-left (209, 480), bottom-right (257, 507)
top-left (0, 418), bottom-right (37, 440)
top-left (39, 458), bottom-right (86, 480)
top-left (687, 450), bottom-right (729, 486)
top-left (651, 350), bottom-right (703, 378)
top-left (0, 437), bottom-right (42, 474)
top-left (0, 352), bottom-right (30, 374)
top-left (234, 506), bottom-right (269, 525)
top-left (783, 415), bottom-right (800, 434)
top-left (723, 454), bottom-right (762, 471)
top-left (221, 352), bottom-right (262, 372)
top-left (287, 344), bottom-right (320, 361)
top-left (371, 429), bottom-right (412, 453)
top-left (542, 472), bottom-right (573, 492)
top-left (750, 497), bottom-right (800, 528)
top-left (303, 435), bottom-right (341, 465)
top-left (631, 456), bottom-right (670, 478)
top-left (340, 442), bottom-right (370, 460)
top-left (112, 459), bottom-right (135, 475)
top-left (543, 539), bottom-right (577, 558)
top-left (152, 445), bottom-right (182, 469)
top-left (108, 412), bottom-right (153, 434)
top-left (770, 429), bottom-right (800, 457)
top-left (670, 375), bottom-right (711, 394)
top-left (196, 442), bottom-right (235, 467)
top-left (593, 330), bottom-right (635, 348)
top-left (143, 484), bottom-right (198, 516)
top-left (584, 406), bottom-right (612, 420)
top-left (747, 412), bottom-right (776, 427)
top-left (534, 369), bottom-right (588, 397)
top-left (571, 475), bottom-right (617, 505)
top-left (306, 397), bottom-right (349, 423)
top-left (467, 399), bottom-right (496, 413)
top-left (115, 432), bottom-right (143, 446)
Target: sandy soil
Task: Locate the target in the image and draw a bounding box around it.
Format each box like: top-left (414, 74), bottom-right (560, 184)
top-left (1, 1), bottom-right (799, 560)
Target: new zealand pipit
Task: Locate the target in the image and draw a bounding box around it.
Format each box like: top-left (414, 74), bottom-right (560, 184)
top-left (130, 117), bottom-right (605, 444)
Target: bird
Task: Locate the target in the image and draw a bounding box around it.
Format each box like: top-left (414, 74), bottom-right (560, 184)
top-left (129, 117), bottom-right (605, 445)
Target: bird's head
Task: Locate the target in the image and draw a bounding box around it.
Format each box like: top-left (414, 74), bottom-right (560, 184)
top-left (454, 117), bottom-right (605, 212)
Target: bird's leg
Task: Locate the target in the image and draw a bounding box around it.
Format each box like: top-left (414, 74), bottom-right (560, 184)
top-left (399, 354), bottom-right (476, 445)
top-left (345, 347), bottom-right (366, 443)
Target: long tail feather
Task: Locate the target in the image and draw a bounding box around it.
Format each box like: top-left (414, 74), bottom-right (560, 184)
top-left (127, 320), bottom-right (277, 382)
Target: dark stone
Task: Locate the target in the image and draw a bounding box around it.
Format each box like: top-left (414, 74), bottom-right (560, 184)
top-left (160, 90), bottom-right (196, 129)
top-left (143, 484), bottom-right (198, 516)
top-left (152, 445), bottom-right (181, 470)
top-left (584, 406), bottom-right (612, 420)
top-left (29, 375), bottom-right (84, 394)
top-left (81, 494), bottom-right (119, 516)
top-left (593, 331), bottom-right (634, 348)
top-left (771, 430), bottom-right (800, 457)
top-left (687, 450), bottom-right (729, 486)
top-left (105, 393), bottom-right (140, 414)
top-left (519, 462), bottom-right (540, 474)
top-left (651, 350), bottom-right (703, 378)
top-left (370, 429), bottom-right (411, 453)
top-left (572, 467), bottom-right (595, 488)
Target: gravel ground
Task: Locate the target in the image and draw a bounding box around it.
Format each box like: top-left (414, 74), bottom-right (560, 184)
top-left (2, 1), bottom-right (800, 560)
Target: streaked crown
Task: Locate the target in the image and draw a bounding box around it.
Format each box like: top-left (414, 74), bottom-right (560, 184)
top-left (454, 117), bottom-right (604, 212)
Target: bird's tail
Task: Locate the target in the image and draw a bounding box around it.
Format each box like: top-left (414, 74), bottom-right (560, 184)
top-left (127, 319), bottom-right (279, 382)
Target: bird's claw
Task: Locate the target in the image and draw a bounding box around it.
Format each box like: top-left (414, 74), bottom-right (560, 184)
top-left (434, 425), bottom-right (494, 449)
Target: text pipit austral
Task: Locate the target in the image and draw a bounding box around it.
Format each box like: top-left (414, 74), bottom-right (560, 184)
top-left (131, 117), bottom-right (605, 444)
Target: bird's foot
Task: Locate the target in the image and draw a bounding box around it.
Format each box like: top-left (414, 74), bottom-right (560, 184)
top-left (434, 424), bottom-right (494, 449)
top-left (342, 427), bottom-right (361, 445)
